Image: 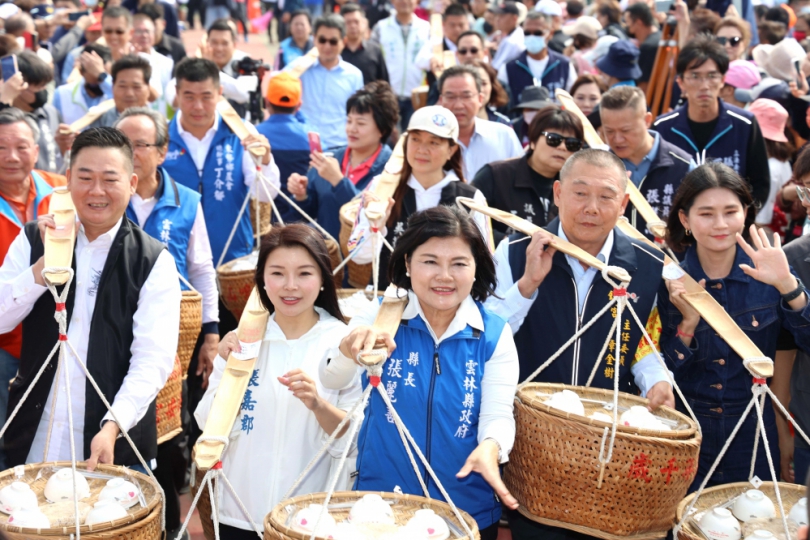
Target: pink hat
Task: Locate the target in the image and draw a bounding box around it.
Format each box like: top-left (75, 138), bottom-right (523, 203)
top-left (724, 60), bottom-right (761, 89)
top-left (748, 98), bottom-right (789, 142)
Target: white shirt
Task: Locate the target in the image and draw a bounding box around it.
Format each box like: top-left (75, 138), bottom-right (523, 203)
top-left (460, 117), bottom-right (524, 180)
top-left (174, 111), bottom-right (280, 204)
top-left (756, 157), bottom-right (792, 224)
top-left (0, 219), bottom-right (180, 463)
top-left (348, 171), bottom-right (490, 264)
top-left (320, 291), bottom-right (519, 462)
top-left (129, 193), bottom-right (219, 326)
top-left (491, 27), bottom-right (525, 71)
top-left (496, 54), bottom-right (578, 92)
top-left (195, 309), bottom-right (361, 531)
top-left (145, 48), bottom-right (175, 118)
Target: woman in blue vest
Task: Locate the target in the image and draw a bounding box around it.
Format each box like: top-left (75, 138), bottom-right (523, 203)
top-left (659, 162), bottom-right (810, 491)
top-left (322, 205), bottom-right (520, 540)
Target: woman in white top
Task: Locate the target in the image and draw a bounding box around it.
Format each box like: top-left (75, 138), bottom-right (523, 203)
top-left (348, 104), bottom-right (489, 289)
top-left (195, 224), bottom-right (361, 540)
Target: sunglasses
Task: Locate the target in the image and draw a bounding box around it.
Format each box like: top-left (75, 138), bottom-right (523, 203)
top-left (103, 28), bottom-right (127, 35)
top-left (541, 131), bottom-right (585, 152)
top-left (318, 36), bottom-right (340, 46)
top-left (524, 30), bottom-right (546, 36)
top-left (458, 47), bottom-right (480, 55)
top-left (797, 185), bottom-right (810, 203)
top-left (716, 36), bottom-right (742, 47)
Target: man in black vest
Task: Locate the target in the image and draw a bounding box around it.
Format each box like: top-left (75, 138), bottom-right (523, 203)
top-left (0, 127), bottom-right (180, 471)
top-left (487, 149), bottom-right (674, 540)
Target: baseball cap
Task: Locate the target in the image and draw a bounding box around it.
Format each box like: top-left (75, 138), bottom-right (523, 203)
top-left (407, 106), bottom-right (459, 142)
top-left (266, 72), bottom-right (302, 108)
top-left (562, 15), bottom-right (602, 40)
top-left (492, 1), bottom-right (520, 15)
top-left (748, 98), bottom-right (789, 142)
top-left (724, 60), bottom-right (761, 90)
top-left (514, 85), bottom-right (554, 110)
top-left (536, 0), bottom-right (563, 17)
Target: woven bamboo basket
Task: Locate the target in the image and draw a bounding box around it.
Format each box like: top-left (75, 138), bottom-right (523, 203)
top-left (217, 252), bottom-right (258, 320)
top-left (675, 481), bottom-right (806, 540)
top-left (0, 462), bottom-right (162, 539)
top-left (338, 199), bottom-right (372, 289)
top-left (191, 465), bottom-right (215, 540)
top-left (504, 383), bottom-right (702, 539)
top-left (264, 491), bottom-right (480, 540)
top-left (250, 198), bottom-right (272, 238)
top-left (156, 355), bottom-right (183, 445)
top-left (324, 237), bottom-right (343, 289)
top-left (337, 288), bottom-right (382, 323)
top-left (177, 290), bottom-right (202, 375)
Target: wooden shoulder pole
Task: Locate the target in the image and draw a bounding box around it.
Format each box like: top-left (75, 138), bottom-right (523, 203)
top-left (59, 100), bottom-right (116, 134)
top-left (216, 99), bottom-right (267, 159)
top-left (43, 187), bottom-right (76, 285)
top-left (357, 285), bottom-right (409, 367)
top-left (283, 47), bottom-right (320, 78)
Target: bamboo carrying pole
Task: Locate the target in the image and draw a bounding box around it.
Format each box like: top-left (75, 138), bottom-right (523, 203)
top-left (43, 187), bottom-right (76, 285)
top-left (59, 100), bottom-right (116, 134)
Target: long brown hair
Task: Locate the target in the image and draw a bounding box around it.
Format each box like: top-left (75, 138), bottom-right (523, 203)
top-left (387, 131), bottom-right (465, 228)
top-left (254, 224), bottom-right (345, 322)
top-left (472, 60), bottom-right (509, 109)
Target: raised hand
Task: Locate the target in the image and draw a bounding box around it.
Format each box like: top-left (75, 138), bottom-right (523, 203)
top-left (737, 225), bottom-right (797, 294)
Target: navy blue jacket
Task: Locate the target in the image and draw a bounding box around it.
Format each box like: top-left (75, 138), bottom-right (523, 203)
top-left (504, 50), bottom-right (571, 106)
top-left (509, 219), bottom-right (663, 390)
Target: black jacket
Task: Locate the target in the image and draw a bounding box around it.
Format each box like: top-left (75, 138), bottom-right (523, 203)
top-left (156, 33), bottom-right (188, 66)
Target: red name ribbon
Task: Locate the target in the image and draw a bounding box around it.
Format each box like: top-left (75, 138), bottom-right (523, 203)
top-left (55, 303), bottom-right (66, 311)
top-left (58, 334), bottom-right (67, 341)
top-left (369, 375), bottom-right (381, 387)
top-left (753, 377), bottom-right (767, 385)
top-left (213, 461), bottom-right (223, 470)
top-left (613, 288), bottom-right (627, 297)
top-left (370, 226), bottom-right (379, 234)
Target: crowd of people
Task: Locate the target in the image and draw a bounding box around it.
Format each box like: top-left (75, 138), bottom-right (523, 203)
top-left (2, 0), bottom-right (810, 538)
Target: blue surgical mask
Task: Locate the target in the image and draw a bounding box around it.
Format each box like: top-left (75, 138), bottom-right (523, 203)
top-left (525, 35), bottom-right (546, 55)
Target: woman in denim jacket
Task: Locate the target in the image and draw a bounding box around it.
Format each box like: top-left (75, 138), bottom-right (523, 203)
top-left (659, 162), bottom-right (810, 491)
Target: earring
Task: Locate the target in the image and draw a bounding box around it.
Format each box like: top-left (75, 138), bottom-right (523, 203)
top-left (685, 229), bottom-right (692, 236)
top-left (406, 272), bottom-right (410, 277)
top-left (320, 287), bottom-right (324, 291)
top-left (473, 277), bottom-right (476, 282)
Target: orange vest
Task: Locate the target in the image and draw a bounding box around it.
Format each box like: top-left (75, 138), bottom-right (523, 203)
top-left (0, 170), bottom-right (67, 358)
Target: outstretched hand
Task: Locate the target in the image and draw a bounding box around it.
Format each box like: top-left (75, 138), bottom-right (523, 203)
top-left (457, 439), bottom-right (519, 510)
top-left (737, 225), bottom-right (796, 293)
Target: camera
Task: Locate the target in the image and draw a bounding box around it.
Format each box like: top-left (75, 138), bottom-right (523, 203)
top-left (231, 57), bottom-right (271, 124)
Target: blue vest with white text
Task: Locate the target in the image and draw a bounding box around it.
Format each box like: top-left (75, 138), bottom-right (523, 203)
top-left (505, 50), bottom-right (570, 106)
top-left (354, 301), bottom-right (507, 530)
top-left (163, 115), bottom-right (250, 265)
top-left (125, 167), bottom-right (199, 288)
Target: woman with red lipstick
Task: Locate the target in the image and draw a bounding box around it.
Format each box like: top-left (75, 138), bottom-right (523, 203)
top-left (195, 225), bottom-right (362, 540)
top-left (658, 162), bottom-right (810, 491)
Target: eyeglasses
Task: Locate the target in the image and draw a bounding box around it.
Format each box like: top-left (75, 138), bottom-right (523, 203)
top-left (797, 185), bottom-right (810, 203)
top-left (541, 131), bottom-right (585, 152)
top-left (683, 71), bottom-right (723, 83)
top-left (524, 29), bottom-right (546, 36)
top-left (133, 142), bottom-right (160, 150)
top-left (458, 47), bottom-right (480, 55)
top-left (716, 36), bottom-right (743, 47)
top-left (317, 36), bottom-right (340, 46)
top-left (103, 28), bottom-right (127, 35)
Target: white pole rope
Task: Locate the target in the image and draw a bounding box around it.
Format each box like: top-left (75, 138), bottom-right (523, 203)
top-left (216, 187), bottom-right (254, 270)
top-left (331, 233), bottom-right (369, 276)
top-left (752, 388), bottom-right (791, 540)
top-left (585, 315), bottom-right (619, 388)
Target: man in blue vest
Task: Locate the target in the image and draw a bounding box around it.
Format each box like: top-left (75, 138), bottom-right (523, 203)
top-left (116, 107), bottom-right (216, 540)
top-left (653, 34), bottom-right (771, 207)
top-left (487, 149), bottom-right (674, 539)
top-left (498, 11), bottom-right (577, 107)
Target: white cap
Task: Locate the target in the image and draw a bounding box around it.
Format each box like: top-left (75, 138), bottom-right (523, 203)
top-left (583, 35), bottom-right (618, 64)
top-left (562, 16), bottom-right (602, 40)
top-left (0, 3), bottom-right (19, 19)
top-left (407, 106), bottom-right (459, 142)
top-left (536, 0), bottom-right (563, 17)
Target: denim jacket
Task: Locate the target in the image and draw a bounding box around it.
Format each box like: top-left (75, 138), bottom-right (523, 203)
top-left (658, 244), bottom-right (810, 406)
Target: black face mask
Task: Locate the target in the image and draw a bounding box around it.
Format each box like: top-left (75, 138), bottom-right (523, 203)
top-left (483, 21), bottom-right (493, 34)
top-left (29, 89), bottom-right (48, 110)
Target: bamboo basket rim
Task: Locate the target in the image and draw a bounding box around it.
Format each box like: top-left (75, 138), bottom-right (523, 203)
top-left (517, 382), bottom-right (699, 440)
top-left (181, 289), bottom-right (202, 301)
top-left (266, 490), bottom-right (479, 540)
top-left (0, 462), bottom-right (161, 536)
top-left (216, 251), bottom-right (258, 274)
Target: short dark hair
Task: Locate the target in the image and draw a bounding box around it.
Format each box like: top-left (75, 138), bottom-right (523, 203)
top-left (438, 64), bottom-right (483, 94)
top-left (314, 14), bottom-right (346, 38)
top-left (600, 85), bottom-right (646, 112)
top-left (666, 162), bottom-right (755, 251)
top-left (528, 105), bottom-right (584, 148)
top-left (268, 103), bottom-right (297, 114)
top-left (626, 2), bottom-right (654, 27)
top-left (388, 205), bottom-right (497, 303)
top-left (597, 0), bottom-right (621, 24)
top-left (676, 33), bottom-right (729, 76)
top-left (346, 80), bottom-right (399, 142)
top-left (792, 144), bottom-right (810, 183)
top-left (444, 3), bottom-right (467, 19)
top-left (82, 42), bottom-right (112, 64)
top-left (689, 7), bottom-right (722, 37)
top-left (111, 54), bottom-right (152, 84)
top-left (175, 57), bottom-right (220, 87)
top-left (17, 50), bottom-right (52, 86)
top-left (765, 5), bottom-right (790, 26)
top-left (137, 2), bottom-right (165, 22)
top-left (340, 3), bottom-right (363, 16)
top-left (457, 30), bottom-right (484, 46)
top-left (254, 224), bottom-right (345, 322)
top-left (290, 8), bottom-right (312, 24)
top-left (567, 0), bottom-right (584, 17)
top-left (4, 13), bottom-right (33, 35)
top-left (102, 5), bottom-right (132, 25)
top-left (758, 20), bottom-right (787, 44)
top-left (570, 73), bottom-right (605, 97)
top-left (0, 35), bottom-right (21, 58)
top-left (207, 18), bottom-right (236, 39)
top-left (70, 127), bottom-right (134, 173)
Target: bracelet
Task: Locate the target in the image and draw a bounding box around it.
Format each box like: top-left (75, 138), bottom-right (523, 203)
top-left (781, 278), bottom-right (806, 303)
top-left (676, 328), bottom-right (694, 339)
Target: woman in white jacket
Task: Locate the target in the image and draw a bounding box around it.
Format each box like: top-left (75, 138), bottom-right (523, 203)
top-left (195, 224), bottom-right (362, 540)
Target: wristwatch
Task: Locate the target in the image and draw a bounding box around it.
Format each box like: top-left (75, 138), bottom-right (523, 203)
top-left (781, 278), bottom-right (805, 303)
top-left (97, 72), bottom-right (108, 84)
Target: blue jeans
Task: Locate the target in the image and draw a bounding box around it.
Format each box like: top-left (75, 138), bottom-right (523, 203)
top-left (205, 6), bottom-right (231, 27)
top-left (795, 445), bottom-right (810, 486)
top-left (0, 349), bottom-right (19, 471)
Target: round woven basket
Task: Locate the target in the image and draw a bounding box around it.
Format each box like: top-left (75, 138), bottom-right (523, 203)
top-left (675, 481), bottom-right (806, 540)
top-left (0, 462), bottom-right (162, 539)
top-left (337, 288), bottom-right (382, 323)
top-left (250, 198), bottom-right (272, 239)
top-left (324, 237), bottom-right (343, 289)
top-left (156, 355), bottom-right (183, 445)
top-left (217, 253), bottom-right (257, 320)
top-left (264, 491), bottom-right (480, 540)
top-left (504, 383), bottom-right (702, 539)
top-left (338, 200), bottom-right (372, 289)
top-left (177, 290), bottom-right (202, 375)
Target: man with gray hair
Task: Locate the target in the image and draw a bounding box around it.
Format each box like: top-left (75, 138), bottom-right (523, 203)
top-left (487, 149), bottom-right (673, 539)
top-left (299, 14), bottom-right (363, 150)
top-left (115, 107), bottom-right (216, 540)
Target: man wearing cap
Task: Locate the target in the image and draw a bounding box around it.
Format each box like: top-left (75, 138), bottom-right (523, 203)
top-left (653, 35), bottom-right (771, 207)
top-left (438, 65), bottom-right (523, 179)
top-left (498, 11), bottom-right (576, 106)
top-left (624, 3), bottom-right (660, 92)
top-left (600, 86), bottom-right (693, 240)
top-left (720, 59), bottom-right (762, 109)
top-left (536, 0), bottom-right (567, 53)
top-left (596, 40), bottom-right (643, 87)
top-left (256, 72), bottom-right (313, 222)
top-left (491, 1), bottom-right (525, 70)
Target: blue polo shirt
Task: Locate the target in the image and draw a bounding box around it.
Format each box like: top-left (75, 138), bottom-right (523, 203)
top-left (299, 59), bottom-right (364, 151)
top-left (622, 131), bottom-right (660, 187)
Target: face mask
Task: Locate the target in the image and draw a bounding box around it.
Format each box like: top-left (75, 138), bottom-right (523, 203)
top-left (796, 30), bottom-right (807, 41)
top-left (483, 21), bottom-right (493, 34)
top-left (525, 35), bottom-right (546, 55)
top-left (29, 89), bottom-right (47, 110)
top-left (523, 110), bottom-right (538, 126)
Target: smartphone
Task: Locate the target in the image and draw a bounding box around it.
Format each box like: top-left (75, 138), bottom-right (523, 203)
top-left (1, 55), bottom-right (17, 82)
top-left (68, 10), bottom-right (89, 21)
top-left (655, 0), bottom-right (673, 12)
top-left (794, 58), bottom-right (804, 86)
top-left (307, 131), bottom-right (322, 154)
top-left (22, 32), bottom-right (38, 51)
